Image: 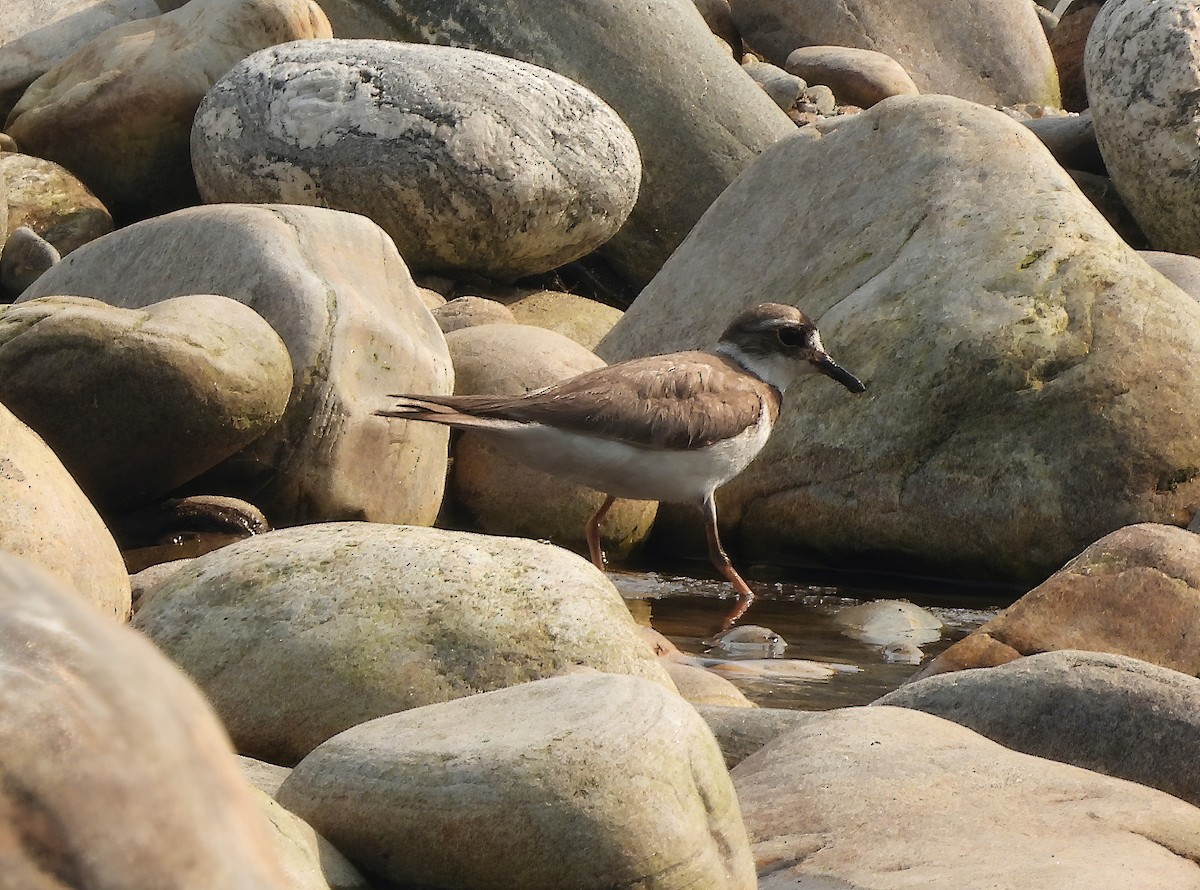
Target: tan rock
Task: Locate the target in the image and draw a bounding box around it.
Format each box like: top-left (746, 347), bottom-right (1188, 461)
top-left (506, 289), bottom-right (624, 350)
top-left (917, 524), bottom-right (1200, 678)
top-left (665, 659), bottom-right (756, 707)
top-left (784, 45), bottom-right (918, 108)
top-left (732, 0), bottom-right (1059, 106)
top-left (1050, 0), bottom-right (1104, 111)
top-left (0, 401), bottom-right (130, 620)
top-left (432, 295), bottom-right (516, 333)
top-left (5, 0), bottom-right (331, 217)
top-left (255, 790), bottom-right (372, 890)
top-left (0, 554), bottom-right (288, 888)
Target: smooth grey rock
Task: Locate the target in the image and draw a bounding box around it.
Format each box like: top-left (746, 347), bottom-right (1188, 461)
top-left (877, 650), bottom-right (1200, 808)
top-left (0, 295), bottom-right (291, 512)
top-left (734, 706), bottom-right (1200, 888)
top-left (133, 522), bottom-right (674, 765)
top-left (194, 40), bottom-right (641, 282)
top-left (742, 57), bottom-right (803, 109)
top-left (19, 203), bottom-right (453, 528)
top-left (0, 224), bottom-right (58, 295)
top-left (598, 95), bottom-right (1200, 583)
top-left (696, 704), bottom-right (812, 768)
top-left (729, 0), bottom-right (1059, 106)
top-left (0, 554), bottom-right (288, 889)
top-left (1086, 0), bottom-right (1200, 255)
top-left (316, 0), bottom-right (797, 287)
top-left (0, 401), bottom-right (130, 620)
top-left (277, 673), bottom-right (756, 889)
top-left (1023, 110), bottom-right (1104, 174)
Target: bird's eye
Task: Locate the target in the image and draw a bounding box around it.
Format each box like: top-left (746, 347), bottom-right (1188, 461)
top-left (777, 326), bottom-right (807, 348)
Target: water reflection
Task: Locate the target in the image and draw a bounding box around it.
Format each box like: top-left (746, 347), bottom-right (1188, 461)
top-left (611, 570), bottom-right (1004, 711)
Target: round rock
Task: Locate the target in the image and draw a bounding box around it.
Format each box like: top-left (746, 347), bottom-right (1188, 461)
top-left (277, 673), bottom-right (756, 889)
top-left (193, 40), bottom-right (641, 281)
top-left (132, 522), bottom-right (674, 764)
top-left (784, 45), bottom-right (919, 108)
top-left (0, 294), bottom-right (292, 512)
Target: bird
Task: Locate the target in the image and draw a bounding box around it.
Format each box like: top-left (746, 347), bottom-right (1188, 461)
top-left (378, 302), bottom-right (865, 626)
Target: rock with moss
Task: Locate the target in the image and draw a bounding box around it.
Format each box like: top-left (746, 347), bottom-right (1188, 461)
top-left (505, 289), bottom-right (624, 350)
top-left (277, 673), bottom-right (756, 889)
top-left (0, 294), bottom-right (291, 512)
top-left (599, 95), bottom-right (1200, 583)
top-left (133, 522), bottom-right (675, 764)
top-left (0, 152), bottom-right (112, 257)
top-left (19, 203), bottom-right (453, 528)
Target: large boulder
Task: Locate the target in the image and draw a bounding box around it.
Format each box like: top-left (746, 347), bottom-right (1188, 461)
top-left (599, 95), bottom-right (1200, 583)
top-left (0, 295), bottom-right (292, 512)
top-left (193, 40), bottom-right (641, 282)
top-left (277, 673), bottom-right (756, 889)
top-left (19, 203), bottom-right (453, 528)
top-left (442, 322), bottom-right (657, 559)
top-left (734, 706), bottom-right (1200, 888)
top-left (4, 0), bottom-right (331, 219)
top-left (0, 401), bottom-right (130, 619)
top-left (317, 0), bottom-right (796, 287)
top-left (1086, 0), bottom-right (1200, 257)
top-left (0, 554), bottom-right (289, 888)
top-left (728, 0), bottom-right (1059, 106)
top-left (915, 524), bottom-right (1200, 677)
top-left (877, 650), bottom-right (1200, 809)
top-left (133, 522), bottom-right (674, 764)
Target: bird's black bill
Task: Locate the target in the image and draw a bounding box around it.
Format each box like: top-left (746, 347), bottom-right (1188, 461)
top-left (814, 356), bottom-right (866, 393)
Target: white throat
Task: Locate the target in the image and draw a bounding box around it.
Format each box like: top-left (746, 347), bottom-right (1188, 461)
top-left (715, 342), bottom-right (799, 393)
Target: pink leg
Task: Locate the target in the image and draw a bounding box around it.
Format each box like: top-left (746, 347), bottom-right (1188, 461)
top-left (585, 494), bottom-right (617, 571)
top-left (701, 495), bottom-right (754, 629)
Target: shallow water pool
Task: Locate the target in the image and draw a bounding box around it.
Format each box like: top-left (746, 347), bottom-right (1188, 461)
top-left (611, 570), bottom-right (1009, 710)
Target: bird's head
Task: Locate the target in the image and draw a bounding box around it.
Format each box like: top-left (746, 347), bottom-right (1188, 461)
top-left (715, 302), bottom-right (866, 394)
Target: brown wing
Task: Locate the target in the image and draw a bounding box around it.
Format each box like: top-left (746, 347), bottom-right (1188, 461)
top-left (389, 352), bottom-right (780, 449)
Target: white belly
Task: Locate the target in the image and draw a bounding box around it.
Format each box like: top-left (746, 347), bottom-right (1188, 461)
top-left (474, 403), bottom-right (773, 505)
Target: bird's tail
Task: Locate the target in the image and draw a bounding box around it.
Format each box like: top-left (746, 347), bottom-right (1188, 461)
top-left (376, 394), bottom-right (517, 431)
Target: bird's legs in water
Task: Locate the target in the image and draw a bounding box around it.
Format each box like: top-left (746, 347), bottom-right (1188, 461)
top-left (585, 494), bottom-right (617, 571)
top-left (701, 494), bottom-right (754, 629)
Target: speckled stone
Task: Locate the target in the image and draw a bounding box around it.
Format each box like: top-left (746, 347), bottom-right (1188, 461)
top-left (1086, 0), bottom-right (1200, 255)
top-left (193, 40), bottom-right (641, 281)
